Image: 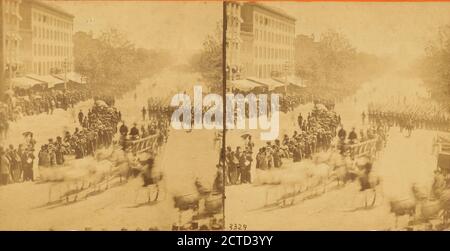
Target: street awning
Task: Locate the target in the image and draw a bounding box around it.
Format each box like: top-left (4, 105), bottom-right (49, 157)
top-left (11, 77), bottom-right (45, 89)
top-left (228, 79), bottom-right (263, 91)
top-left (247, 77), bottom-right (285, 91)
top-left (53, 72), bottom-right (85, 84)
top-left (26, 74), bottom-right (64, 88)
top-left (273, 76), bottom-right (306, 88)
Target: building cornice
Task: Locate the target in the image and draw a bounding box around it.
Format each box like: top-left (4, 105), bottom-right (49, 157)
top-left (246, 2), bottom-right (296, 22)
top-left (30, 0), bottom-right (74, 19)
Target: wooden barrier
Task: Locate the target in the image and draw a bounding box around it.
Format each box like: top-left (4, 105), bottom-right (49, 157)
top-left (123, 134), bottom-right (159, 154)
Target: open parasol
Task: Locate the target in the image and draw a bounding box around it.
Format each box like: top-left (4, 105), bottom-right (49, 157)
top-left (241, 133), bottom-right (252, 140)
top-left (95, 100), bottom-right (108, 107)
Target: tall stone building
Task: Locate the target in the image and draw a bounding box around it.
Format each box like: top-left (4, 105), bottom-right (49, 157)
top-left (225, 1), bottom-right (242, 81)
top-left (1, 0), bottom-right (23, 91)
top-left (19, 0), bottom-right (74, 76)
top-left (240, 2), bottom-right (296, 79)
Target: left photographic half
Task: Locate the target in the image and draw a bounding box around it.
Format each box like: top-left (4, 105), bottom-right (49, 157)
top-left (0, 0), bottom-right (224, 230)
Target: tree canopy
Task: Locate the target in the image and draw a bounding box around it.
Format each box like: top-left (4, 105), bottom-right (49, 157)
top-left (417, 25), bottom-right (450, 108)
top-left (73, 29), bottom-right (172, 97)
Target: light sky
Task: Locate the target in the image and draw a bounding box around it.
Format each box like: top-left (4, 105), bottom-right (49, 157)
top-left (47, 0), bottom-right (222, 62)
top-left (268, 1), bottom-right (450, 64)
top-left (48, 1), bottom-right (450, 65)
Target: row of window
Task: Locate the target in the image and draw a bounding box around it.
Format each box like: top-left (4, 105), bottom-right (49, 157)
top-left (32, 11), bottom-right (72, 30)
top-left (254, 28), bottom-right (293, 45)
top-left (255, 46), bottom-right (294, 61)
top-left (4, 0), bottom-right (21, 27)
top-left (4, 12), bottom-right (20, 26)
top-left (33, 43), bottom-right (72, 58)
top-left (4, 0), bottom-right (20, 15)
top-left (32, 26), bottom-right (71, 42)
top-left (254, 13), bottom-right (294, 33)
top-left (257, 64), bottom-right (290, 78)
top-left (33, 61), bottom-right (72, 75)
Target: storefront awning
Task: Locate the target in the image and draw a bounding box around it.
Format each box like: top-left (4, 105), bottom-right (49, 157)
top-left (11, 77), bottom-right (45, 89)
top-left (53, 72), bottom-right (85, 84)
top-left (246, 77), bottom-right (285, 91)
top-left (26, 74), bottom-right (64, 88)
top-left (273, 76), bottom-right (306, 88)
top-left (228, 79), bottom-right (264, 91)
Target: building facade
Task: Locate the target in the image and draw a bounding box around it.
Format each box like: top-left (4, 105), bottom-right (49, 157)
top-left (225, 1), bottom-right (242, 81)
top-left (240, 2), bottom-right (296, 79)
top-left (19, 0), bottom-right (74, 76)
top-left (1, 0), bottom-right (23, 90)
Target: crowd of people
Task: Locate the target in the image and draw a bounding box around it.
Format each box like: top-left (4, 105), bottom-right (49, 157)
top-left (280, 94), bottom-right (336, 113)
top-left (224, 100), bottom-right (391, 186)
top-left (225, 103), bottom-right (341, 185)
top-left (3, 88), bottom-right (91, 121)
top-left (118, 98), bottom-right (172, 152)
top-left (0, 135), bottom-right (36, 185)
top-left (0, 88), bottom-right (93, 141)
top-left (367, 98), bottom-right (450, 132)
top-left (38, 100), bottom-right (121, 167)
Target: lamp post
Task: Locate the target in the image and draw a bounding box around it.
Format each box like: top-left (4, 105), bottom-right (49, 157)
top-left (283, 61), bottom-right (289, 95)
top-left (63, 58), bottom-right (71, 90)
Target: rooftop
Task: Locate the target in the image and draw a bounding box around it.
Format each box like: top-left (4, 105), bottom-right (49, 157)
top-left (245, 2), bottom-right (296, 22)
top-left (31, 0), bottom-right (74, 18)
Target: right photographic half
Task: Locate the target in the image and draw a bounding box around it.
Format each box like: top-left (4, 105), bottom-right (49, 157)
top-left (224, 1), bottom-right (450, 231)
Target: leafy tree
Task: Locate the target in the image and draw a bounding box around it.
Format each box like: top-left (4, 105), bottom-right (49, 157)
top-left (417, 25), bottom-right (450, 107)
top-left (295, 30), bottom-right (386, 98)
top-left (73, 29), bottom-right (172, 97)
top-left (189, 21), bottom-right (223, 93)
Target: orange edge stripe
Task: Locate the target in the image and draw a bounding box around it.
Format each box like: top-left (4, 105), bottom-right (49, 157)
top-left (43, 0), bottom-right (450, 3)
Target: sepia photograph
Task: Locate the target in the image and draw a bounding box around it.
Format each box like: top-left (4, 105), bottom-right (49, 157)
top-left (2, 0), bottom-right (450, 234)
top-left (224, 1), bottom-right (450, 231)
top-left (0, 0), bottom-right (224, 230)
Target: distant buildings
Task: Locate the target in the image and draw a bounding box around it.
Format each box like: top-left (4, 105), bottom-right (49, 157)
top-left (1, 0), bottom-right (74, 92)
top-left (1, 0), bottom-right (23, 89)
top-left (226, 2), bottom-right (299, 92)
top-left (225, 1), bottom-right (242, 81)
top-left (20, 0), bottom-right (74, 76)
top-left (241, 2), bottom-right (295, 79)
top-left (294, 34), bottom-right (318, 68)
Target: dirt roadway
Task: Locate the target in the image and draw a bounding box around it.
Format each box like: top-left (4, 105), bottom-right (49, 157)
top-left (224, 73), bottom-right (439, 230)
top-left (0, 69), bottom-right (220, 230)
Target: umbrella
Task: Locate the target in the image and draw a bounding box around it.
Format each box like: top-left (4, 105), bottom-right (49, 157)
top-left (22, 131), bottom-right (33, 137)
top-left (316, 103), bottom-right (327, 111)
top-left (95, 100), bottom-right (108, 107)
top-left (241, 133), bottom-right (252, 140)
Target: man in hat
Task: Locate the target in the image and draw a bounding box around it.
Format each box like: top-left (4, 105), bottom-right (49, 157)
top-left (142, 106), bottom-right (147, 121)
top-left (129, 123), bottom-right (140, 140)
top-left (241, 148), bottom-right (253, 184)
top-left (119, 122), bottom-right (128, 137)
top-left (6, 145), bottom-right (21, 182)
top-left (55, 136), bottom-right (65, 165)
top-left (38, 145), bottom-right (50, 167)
top-left (348, 127), bottom-right (358, 144)
top-left (22, 145), bottom-right (35, 181)
top-left (256, 147), bottom-right (268, 170)
top-left (0, 147), bottom-right (11, 185)
top-left (78, 110), bottom-right (84, 125)
top-left (47, 139), bottom-right (57, 166)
